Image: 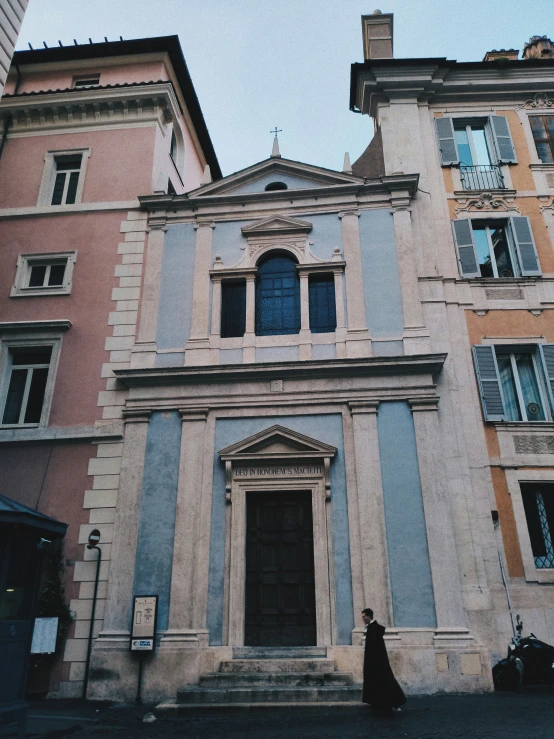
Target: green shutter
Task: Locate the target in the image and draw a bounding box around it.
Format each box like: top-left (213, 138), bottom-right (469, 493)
top-left (473, 346), bottom-right (506, 421)
top-left (490, 115), bottom-right (517, 164)
top-left (539, 344), bottom-right (554, 413)
top-left (509, 216), bottom-right (541, 276)
top-left (435, 117), bottom-right (459, 166)
top-left (452, 220), bottom-right (480, 278)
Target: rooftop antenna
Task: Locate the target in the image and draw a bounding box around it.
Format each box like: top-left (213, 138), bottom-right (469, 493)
top-left (42, 41), bottom-right (48, 48)
top-left (89, 38), bottom-right (93, 44)
top-left (104, 37), bottom-right (108, 42)
top-left (120, 36), bottom-right (123, 41)
top-left (270, 126), bottom-right (282, 158)
top-left (28, 42), bottom-right (33, 50)
top-left (74, 39), bottom-right (78, 45)
top-left (58, 40), bottom-right (63, 47)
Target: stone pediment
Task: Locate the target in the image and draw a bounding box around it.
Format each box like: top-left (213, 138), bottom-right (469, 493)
top-left (189, 158), bottom-right (363, 197)
top-left (241, 215), bottom-right (313, 237)
top-left (219, 425), bottom-right (337, 462)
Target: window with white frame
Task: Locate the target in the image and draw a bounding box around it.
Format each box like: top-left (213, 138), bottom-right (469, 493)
top-left (529, 115), bottom-right (554, 164)
top-left (473, 344), bottom-right (554, 422)
top-left (436, 115), bottom-right (516, 190)
top-left (1, 347), bottom-right (53, 426)
top-left (37, 149), bottom-right (90, 207)
top-left (521, 483), bottom-right (554, 569)
top-left (11, 252), bottom-right (76, 297)
top-left (452, 216), bottom-right (541, 279)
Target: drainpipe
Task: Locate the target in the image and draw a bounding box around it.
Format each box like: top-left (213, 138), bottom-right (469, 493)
top-left (0, 63), bottom-right (22, 160)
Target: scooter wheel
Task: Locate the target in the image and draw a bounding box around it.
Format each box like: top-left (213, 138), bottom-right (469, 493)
top-left (492, 660), bottom-right (519, 691)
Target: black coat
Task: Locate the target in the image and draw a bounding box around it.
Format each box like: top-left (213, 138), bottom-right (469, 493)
top-left (362, 621), bottom-right (406, 709)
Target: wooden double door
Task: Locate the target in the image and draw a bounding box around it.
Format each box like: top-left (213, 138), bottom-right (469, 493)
top-left (245, 491), bottom-right (316, 646)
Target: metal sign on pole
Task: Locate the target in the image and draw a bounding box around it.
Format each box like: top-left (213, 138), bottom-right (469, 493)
top-left (130, 595), bottom-right (158, 704)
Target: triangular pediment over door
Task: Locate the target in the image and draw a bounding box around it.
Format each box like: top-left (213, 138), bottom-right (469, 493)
top-left (219, 424), bottom-right (337, 462)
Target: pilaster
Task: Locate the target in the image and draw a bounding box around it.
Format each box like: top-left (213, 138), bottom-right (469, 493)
top-left (99, 410), bottom-right (151, 638)
top-left (162, 407), bottom-right (210, 647)
top-left (349, 401), bottom-right (392, 624)
top-left (408, 398), bottom-right (469, 636)
top-left (339, 211), bottom-right (371, 357)
top-left (185, 221), bottom-right (215, 365)
top-left (298, 272), bottom-right (312, 360)
top-left (136, 218), bottom-right (167, 350)
top-left (243, 274), bottom-right (256, 363)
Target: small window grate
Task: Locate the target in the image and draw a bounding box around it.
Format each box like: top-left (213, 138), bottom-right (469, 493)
top-left (522, 484), bottom-right (554, 568)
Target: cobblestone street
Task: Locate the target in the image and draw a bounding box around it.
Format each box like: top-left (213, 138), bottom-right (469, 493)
top-left (27, 691), bottom-right (554, 739)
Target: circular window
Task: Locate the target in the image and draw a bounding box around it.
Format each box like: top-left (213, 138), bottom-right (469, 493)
top-left (264, 181), bottom-right (288, 191)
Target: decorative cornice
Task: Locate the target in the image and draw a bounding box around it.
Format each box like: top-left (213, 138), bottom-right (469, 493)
top-left (0, 82), bottom-right (181, 136)
top-left (179, 407), bottom-right (209, 422)
top-left (122, 408), bottom-right (152, 424)
top-left (455, 191), bottom-right (520, 215)
top-left (348, 400), bottom-right (380, 415)
top-left (408, 396), bottom-right (440, 413)
top-left (0, 319), bottom-right (71, 332)
top-left (540, 198), bottom-right (554, 213)
top-left (241, 215), bottom-right (313, 236)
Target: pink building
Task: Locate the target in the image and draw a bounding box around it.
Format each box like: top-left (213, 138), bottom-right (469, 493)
top-left (0, 37), bottom-right (220, 698)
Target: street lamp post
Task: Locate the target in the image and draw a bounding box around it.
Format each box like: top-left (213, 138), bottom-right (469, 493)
top-left (82, 529), bottom-right (101, 699)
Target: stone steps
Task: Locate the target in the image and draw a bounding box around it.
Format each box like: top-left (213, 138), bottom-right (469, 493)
top-left (175, 686), bottom-right (362, 704)
top-left (200, 671), bottom-right (353, 688)
top-left (220, 658), bottom-right (336, 673)
top-left (232, 647), bottom-right (328, 659)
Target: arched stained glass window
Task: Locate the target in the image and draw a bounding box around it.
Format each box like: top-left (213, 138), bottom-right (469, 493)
top-left (255, 254), bottom-right (300, 336)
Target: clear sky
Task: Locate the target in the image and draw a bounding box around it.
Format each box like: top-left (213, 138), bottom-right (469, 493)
top-left (16, 0), bottom-right (554, 177)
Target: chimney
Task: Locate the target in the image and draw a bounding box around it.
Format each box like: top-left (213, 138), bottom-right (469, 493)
top-left (362, 10), bottom-right (393, 60)
top-left (483, 49), bottom-right (519, 62)
top-left (523, 35), bottom-right (554, 60)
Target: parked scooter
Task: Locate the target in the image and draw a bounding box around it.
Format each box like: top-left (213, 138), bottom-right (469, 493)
top-left (493, 615), bottom-right (554, 691)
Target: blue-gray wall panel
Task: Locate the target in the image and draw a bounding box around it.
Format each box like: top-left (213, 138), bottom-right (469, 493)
top-left (155, 352), bottom-right (185, 367)
top-left (256, 346), bottom-right (299, 363)
top-left (312, 343), bottom-right (336, 360)
top-left (211, 220), bottom-right (251, 267)
top-left (358, 210), bottom-right (404, 340)
top-left (133, 411), bottom-right (182, 630)
top-left (156, 224), bottom-right (196, 349)
top-left (372, 340), bottom-right (403, 357)
top-left (208, 414), bottom-right (354, 645)
top-left (377, 402), bottom-right (436, 627)
top-left (302, 213), bottom-right (343, 261)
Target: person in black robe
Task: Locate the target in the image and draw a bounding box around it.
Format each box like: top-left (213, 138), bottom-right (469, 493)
top-left (361, 607), bottom-right (406, 715)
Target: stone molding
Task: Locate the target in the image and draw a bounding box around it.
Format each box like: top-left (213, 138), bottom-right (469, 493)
top-left (454, 192), bottom-right (520, 215)
top-left (0, 423), bottom-right (122, 444)
top-left (409, 396), bottom-right (440, 413)
top-left (121, 409), bottom-right (151, 424)
top-left (518, 92), bottom-right (554, 110)
top-left (348, 400), bottom-right (380, 415)
top-left (179, 407), bottom-right (209, 422)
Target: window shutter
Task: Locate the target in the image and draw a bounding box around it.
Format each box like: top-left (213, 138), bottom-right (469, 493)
top-left (489, 115), bottom-right (517, 164)
top-left (539, 344), bottom-right (554, 412)
top-left (435, 117), bottom-right (459, 166)
top-left (509, 216), bottom-right (541, 276)
top-left (452, 220), bottom-right (480, 278)
top-left (473, 345), bottom-right (506, 421)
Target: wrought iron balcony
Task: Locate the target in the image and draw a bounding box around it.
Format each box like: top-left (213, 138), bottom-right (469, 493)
top-left (460, 164), bottom-right (505, 190)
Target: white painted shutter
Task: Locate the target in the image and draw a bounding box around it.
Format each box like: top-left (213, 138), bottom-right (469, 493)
top-left (539, 344), bottom-right (554, 413)
top-left (509, 216), bottom-right (541, 276)
top-left (452, 220), bottom-right (480, 278)
top-left (435, 117), bottom-right (459, 166)
top-left (473, 346), bottom-right (506, 421)
top-left (489, 116), bottom-right (517, 164)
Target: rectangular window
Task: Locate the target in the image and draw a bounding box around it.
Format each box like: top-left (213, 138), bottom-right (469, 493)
top-left (11, 252), bottom-right (76, 297)
top-left (521, 484), bottom-right (554, 569)
top-left (73, 75), bottom-right (100, 87)
top-left (221, 281), bottom-right (246, 338)
top-left (309, 274), bottom-right (337, 333)
top-left (1, 347), bottom-right (52, 426)
top-left (51, 154), bottom-right (82, 205)
top-left (496, 349), bottom-right (549, 421)
top-left (472, 223), bottom-right (516, 278)
top-left (529, 115), bottom-right (554, 164)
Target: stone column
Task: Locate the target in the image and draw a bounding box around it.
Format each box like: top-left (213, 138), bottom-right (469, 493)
top-left (243, 274), bottom-right (256, 363)
top-left (185, 221), bottom-right (215, 365)
top-left (333, 267), bottom-right (346, 358)
top-left (349, 401), bottom-right (392, 624)
top-left (390, 200), bottom-right (430, 354)
top-left (338, 211), bottom-right (371, 357)
top-left (409, 397), bottom-right (468, 632)
top-left (210, 277), bottom-right (222, 336)
top-left (136, 220), bottom-right (166, 364)
top-left (100, 410), bottom-right (151, 637)
top-left (298, 271), bottom-right (312, 360)
top-left (162, 407), bottom-right (210, 646)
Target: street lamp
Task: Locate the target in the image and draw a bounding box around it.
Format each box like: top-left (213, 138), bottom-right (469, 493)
top-left (82, 529), bottom-right (101, 699)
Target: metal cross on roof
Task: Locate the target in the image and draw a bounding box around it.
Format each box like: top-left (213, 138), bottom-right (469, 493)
top-left (270, 127), bottom-right (282, 158)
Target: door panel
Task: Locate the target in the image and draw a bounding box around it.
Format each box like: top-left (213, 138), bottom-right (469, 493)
top-left (245, 491), bottom-right (316, 646)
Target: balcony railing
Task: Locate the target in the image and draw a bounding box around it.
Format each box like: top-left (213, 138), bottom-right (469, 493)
top-left (459, 164), bottom-right (505, 190)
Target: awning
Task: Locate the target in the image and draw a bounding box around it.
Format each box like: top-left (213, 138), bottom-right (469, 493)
top-left (0, 495), bottom-right (67, 536)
